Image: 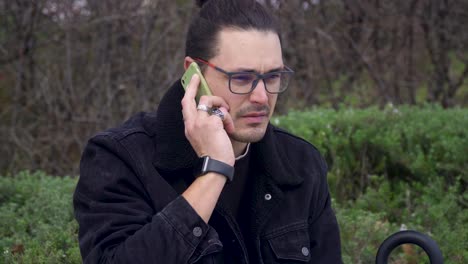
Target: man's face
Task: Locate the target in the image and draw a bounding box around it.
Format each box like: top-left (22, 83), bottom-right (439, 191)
top-left (203, 29), bottom-right (283, 143)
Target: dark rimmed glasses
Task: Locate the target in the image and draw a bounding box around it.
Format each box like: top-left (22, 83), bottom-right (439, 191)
top-left (194, 58), bottom-right (294, 94)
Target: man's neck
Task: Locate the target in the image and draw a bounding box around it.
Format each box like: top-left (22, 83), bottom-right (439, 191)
top-left (231, 140), bottom-right (249, 158)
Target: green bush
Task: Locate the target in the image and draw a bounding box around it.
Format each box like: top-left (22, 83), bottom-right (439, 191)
top-left (0, 171), bottom-right (80, 264)
top-left (336, 206), bottom-right (397, 263)
top-left (2, 171), bottom-right (465, 263)
top-left (274, 105), bottom-right (467, 201)
top-left (337, 176), bottom-right (467, 263)
top-left (275, 105), bottom-right (467, 263)
top-left (1, 106), bottom-right (466, 263)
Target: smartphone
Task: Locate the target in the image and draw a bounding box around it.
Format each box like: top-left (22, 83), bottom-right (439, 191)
top-left (181, 62), bottom-right (212, 103)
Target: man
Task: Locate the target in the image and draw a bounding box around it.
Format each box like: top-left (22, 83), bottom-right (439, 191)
top-left (73, 0), bottom-right (342, 263)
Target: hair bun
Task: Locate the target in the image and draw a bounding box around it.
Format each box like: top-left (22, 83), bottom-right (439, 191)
top-left (195, 0), bottom-right (211, 8)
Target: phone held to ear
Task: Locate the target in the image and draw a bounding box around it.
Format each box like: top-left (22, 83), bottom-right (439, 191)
top-left (181, 62), bottom-right (213, 103)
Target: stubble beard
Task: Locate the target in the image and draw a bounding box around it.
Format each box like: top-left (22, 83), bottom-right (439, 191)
top-left (229, 124), bottom-right (267, 143)
top-left (228, 104), bottom-right (271, 143)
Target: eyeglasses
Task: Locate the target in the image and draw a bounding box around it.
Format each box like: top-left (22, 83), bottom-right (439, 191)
top-left (194, 58), bottom-right (294, 94)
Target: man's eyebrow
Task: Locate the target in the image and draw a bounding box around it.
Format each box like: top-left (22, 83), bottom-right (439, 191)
top-left (231, 68), bottom-right (256, 73)
top-left (266, 67), bottom-right (284, 73)
top-left (231, 66), bottom-right (284, 73)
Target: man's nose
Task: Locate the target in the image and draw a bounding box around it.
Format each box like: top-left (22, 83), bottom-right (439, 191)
top-left (249, 79), bottom-right (269, 104)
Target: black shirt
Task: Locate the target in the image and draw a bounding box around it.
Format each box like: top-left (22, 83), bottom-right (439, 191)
top-left (216, 149), bottom-right (253, 262)
top-left (220, 149), bottom-right (251, 220)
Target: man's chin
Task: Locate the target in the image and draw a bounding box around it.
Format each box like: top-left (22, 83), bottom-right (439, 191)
top-left (229, 126), bottom-right (268, 143)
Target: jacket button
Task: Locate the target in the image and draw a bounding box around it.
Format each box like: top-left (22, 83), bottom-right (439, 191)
top-left (264, 193), bottom-right (272, 200)
top-left (193, 227), bottom-right (202, 237)
top-left (301, 246), bottom-right (309, 256)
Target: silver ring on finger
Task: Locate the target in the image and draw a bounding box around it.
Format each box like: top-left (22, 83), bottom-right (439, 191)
top-left (210, 107), bottom-right (225, 120)
top-left (197, 104), bottom-right (211, 113)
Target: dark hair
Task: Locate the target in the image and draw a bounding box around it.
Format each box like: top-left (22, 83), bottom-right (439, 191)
top-left (185, 0), bottom-right (280, 63)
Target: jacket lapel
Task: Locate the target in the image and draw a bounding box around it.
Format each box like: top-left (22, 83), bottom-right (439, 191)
top-left (246, 125), bottom-right (304, 238)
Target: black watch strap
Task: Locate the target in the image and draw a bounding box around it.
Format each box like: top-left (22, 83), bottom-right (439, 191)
top-left (198, 156), bottom-right (234, 181)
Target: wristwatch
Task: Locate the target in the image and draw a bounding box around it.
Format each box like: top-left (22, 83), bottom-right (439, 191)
top-left (196, 156), bottom-right (234, 181)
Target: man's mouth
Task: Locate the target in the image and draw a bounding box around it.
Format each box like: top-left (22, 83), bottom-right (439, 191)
top-left (241, 112), bottom-right (268, 123)
top-left (235, 105), bottom-right (271, 124)
top-left (243, 112), bottom-right (268, 117)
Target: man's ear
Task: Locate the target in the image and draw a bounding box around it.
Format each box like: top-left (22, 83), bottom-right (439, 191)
top-left (184, 56), bottom-right (195, 70)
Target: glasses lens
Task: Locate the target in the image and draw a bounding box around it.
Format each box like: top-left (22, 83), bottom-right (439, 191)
top-left (230, 73), bottom-right (258, 94)
top-left (264, 71), bottom-right (293, 93)
top-left (280, 71), bottom-right (293, 92)
top-left (229, 71), bottom-right (293, 94)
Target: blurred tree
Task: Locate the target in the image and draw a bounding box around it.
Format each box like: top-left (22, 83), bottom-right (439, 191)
top-left (0, 0), bottom-right (193, 175)
top-left (274, 0), bottom-right (468, 109)
top-left (0, 0), bottom-right (466, 175)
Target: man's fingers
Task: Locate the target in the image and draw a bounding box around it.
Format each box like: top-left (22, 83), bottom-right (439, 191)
top-left (181, 75), bottom-right (234, 134)
top-left (216, 107), bottom-right (235, 134)
top-left (198, 96), bottom-right (230, 111)
top-left (181, 74), bottom-right (200, 121)
top-left (185, 74), bottom-right (200, 100)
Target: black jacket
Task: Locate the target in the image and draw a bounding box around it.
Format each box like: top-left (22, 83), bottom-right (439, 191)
top-left (73, 80), bottom-right (342, 263)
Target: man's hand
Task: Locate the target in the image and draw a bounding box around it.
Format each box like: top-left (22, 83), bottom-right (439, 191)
top-left (180, 74), bottom-right (236, 223)
top-left (181, 74), bottom-right (235, 166)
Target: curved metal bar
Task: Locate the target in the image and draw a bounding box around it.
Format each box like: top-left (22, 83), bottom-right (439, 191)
top-left (376, 230), bottom-right (443, 264)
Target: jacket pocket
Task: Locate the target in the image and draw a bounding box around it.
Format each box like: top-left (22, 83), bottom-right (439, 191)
top-left (261, 223), bottom-right (311, 263)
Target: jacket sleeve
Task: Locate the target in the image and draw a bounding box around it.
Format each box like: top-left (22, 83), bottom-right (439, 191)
top-left (307, 154), bottom-right (343, 263)
top-left (73, 134), bottom-right (222, 263)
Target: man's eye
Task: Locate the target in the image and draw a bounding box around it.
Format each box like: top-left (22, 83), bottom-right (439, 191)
top-left (265, 73), bottom-right (281, 82)
top-left (268, 73), bottom-right (280, 79)
top-left (232, 74), bottom-right (255, 83)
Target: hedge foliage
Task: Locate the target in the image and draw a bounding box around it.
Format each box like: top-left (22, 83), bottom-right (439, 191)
top-left (337, 175), bottom-right (467, 263)
top-left (0, 171), bottom-right (80, 263)
top-left (1, 172), bottom-right (465, 263)
top-left (1, 106), bottom-right (467, 263)
top-left (273, 104), bottom-right (467, 201)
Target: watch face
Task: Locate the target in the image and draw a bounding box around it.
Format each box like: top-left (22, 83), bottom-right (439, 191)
top-left (193, 156), bottom-right (208, 177)
top-left (192, 156), bottom-right (234, 181)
